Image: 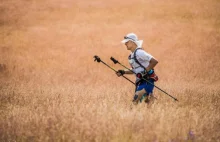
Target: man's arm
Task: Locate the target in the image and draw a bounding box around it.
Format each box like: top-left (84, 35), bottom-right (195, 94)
top-left (116, 68), bottom-right (133, 76)
top-left (146, 57), bottom-right (158, 72)
top-left (124, 69), bottom-right (133, 74)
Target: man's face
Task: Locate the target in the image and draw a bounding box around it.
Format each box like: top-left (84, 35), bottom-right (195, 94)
top-left (125, 40), bottom-right (134, 50)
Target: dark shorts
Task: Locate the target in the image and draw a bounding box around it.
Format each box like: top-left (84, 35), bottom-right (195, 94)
top-left (136, 79), bottom-right (154, 95)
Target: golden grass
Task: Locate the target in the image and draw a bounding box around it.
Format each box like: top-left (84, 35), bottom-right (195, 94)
top-left (0, 0), bottom-right (220, 141)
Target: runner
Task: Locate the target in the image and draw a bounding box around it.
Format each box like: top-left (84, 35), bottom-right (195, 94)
top-left (116, 33), bottom-right (159, 105)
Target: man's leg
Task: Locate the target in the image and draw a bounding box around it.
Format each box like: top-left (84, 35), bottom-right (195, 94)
top-left (144, 80), bottom-right (155, 105)
top-left (133, 89), bottom-right (146, 105)
top-left (144, 93), bottom-right (155, 106)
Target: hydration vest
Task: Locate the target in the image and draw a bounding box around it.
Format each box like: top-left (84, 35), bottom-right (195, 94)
top-left (130, 48), bottom-right (158, 81)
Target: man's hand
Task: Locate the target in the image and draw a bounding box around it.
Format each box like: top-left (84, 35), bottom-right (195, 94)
top-left (116, 70), bottom-right (125, 77)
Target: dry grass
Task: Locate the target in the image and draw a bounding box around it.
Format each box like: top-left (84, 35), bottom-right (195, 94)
top-left (0, 0), bottom-right (220, 141)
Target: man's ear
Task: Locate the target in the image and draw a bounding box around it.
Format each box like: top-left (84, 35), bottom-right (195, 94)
top-left (131, 41), bottom-right (137, 47)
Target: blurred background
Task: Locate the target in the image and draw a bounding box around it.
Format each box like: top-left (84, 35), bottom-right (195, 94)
top-left (0, 0), bottom-right (220, 141)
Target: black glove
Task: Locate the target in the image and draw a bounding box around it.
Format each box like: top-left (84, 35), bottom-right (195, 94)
top-left (117, 70), bottom-right (125, 75)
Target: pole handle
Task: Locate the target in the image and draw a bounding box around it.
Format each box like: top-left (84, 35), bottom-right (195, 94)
top-left (110, 57), bottom-right (118, 64)
top-left (94, 55), bottom-right (101, 62)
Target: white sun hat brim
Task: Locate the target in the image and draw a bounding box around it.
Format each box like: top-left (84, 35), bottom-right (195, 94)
top-left (121, 39), bottom-right (131, 43)
top-left (121, 39), bottom-right (143, 48)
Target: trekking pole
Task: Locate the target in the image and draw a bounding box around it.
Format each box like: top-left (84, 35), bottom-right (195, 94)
top-left (94, 55), bottom-right (135, 85)
top-left (110, 57), bottom-right (178, 101)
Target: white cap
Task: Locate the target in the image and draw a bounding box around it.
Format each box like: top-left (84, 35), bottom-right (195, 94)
top-left (121, 33), bottom-right (143, 47)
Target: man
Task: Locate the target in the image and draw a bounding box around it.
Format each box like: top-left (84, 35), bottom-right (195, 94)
top-left (116, 33), bottom-right (159, 105)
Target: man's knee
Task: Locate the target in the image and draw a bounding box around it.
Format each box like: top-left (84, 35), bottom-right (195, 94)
top-left (136, 89), bottom-right (146, 96)
top-left (133, 89), bottom-right (146, 101)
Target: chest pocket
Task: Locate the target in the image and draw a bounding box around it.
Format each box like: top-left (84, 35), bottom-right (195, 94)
top-left (128, 55), bottom-right (141, 69)
top-left (128, 55), bottom-right (134, 64)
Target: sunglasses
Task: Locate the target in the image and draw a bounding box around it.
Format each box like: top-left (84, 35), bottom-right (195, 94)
top-left (124, 36), bottom-right (135, 41)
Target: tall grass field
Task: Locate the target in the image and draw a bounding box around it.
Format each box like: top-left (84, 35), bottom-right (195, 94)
top-left (0, 0), bottom-right (220, 141)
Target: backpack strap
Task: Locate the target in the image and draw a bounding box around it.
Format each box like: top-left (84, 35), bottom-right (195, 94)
top-left (133, 48), bottom-right (146, 72)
